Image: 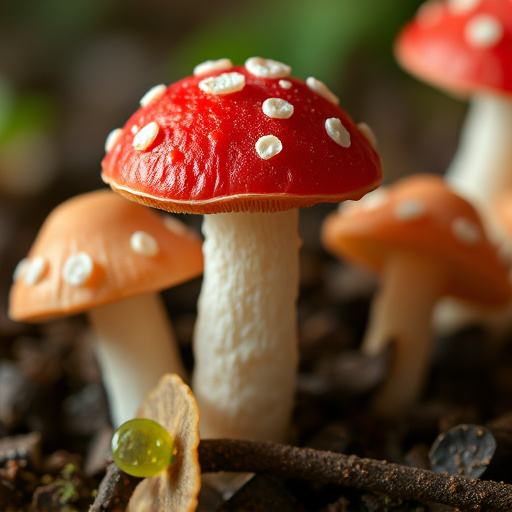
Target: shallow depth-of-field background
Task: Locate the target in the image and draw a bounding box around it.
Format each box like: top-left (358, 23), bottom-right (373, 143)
top-left (1, 2), bottom-right (489, 510)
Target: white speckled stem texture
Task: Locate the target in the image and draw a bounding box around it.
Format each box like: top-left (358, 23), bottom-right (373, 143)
top-left (446, 94), bottom-right (512, 233)
top-left (193, 210), bottom-right (299, 442)
top-left (360, 251), bottom-right (444, 417)
top-left (88, 293), bottom-right (186, 427)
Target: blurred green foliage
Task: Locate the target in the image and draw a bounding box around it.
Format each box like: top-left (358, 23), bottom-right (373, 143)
top-left (174, 0), bottom-right (423, 82)
top-left (0, 89), bottom-right (56, 144)
top-left (0, 0), bottom-right (433, 195)
top-left (1, 0), bottom-right (424, 88)
top-left (0, 78), bottom-right (14, 137)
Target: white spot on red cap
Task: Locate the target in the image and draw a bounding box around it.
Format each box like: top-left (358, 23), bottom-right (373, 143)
top-left (193, 58), bottom-right (233, 76)
top-left (245, 57), bottom-right (291, 79)
top-left (105, 128), bottom-right (123, 153)
top-left (133, 122), bottom-right (159, 151)
top-left (140, 84), bottom-right (166, 107)
top-left (306, 77), bottom-right (340, 105)
top-left (262, 98), bottom-right (294, 119)
top-left (25, 257), bottom-right (47, 286)
top-left (325, 118), bottom-right (351, 148)
top-left (452, 217), bottom-right (481, 245)
top-left (357, 122), bottom-right (377, 150)
top-left (465, 15), bottom-right (503, 48)
top-left (130, 231), bottom-right (159, 256)
top-left (279, 80), bottom-right (292, 89)
top-left (255, 135), bottom-right (283, 160)
top-left (63, 252), bottom-right (94, 286)
top-left (394, 199), bottom-right (426, 221)
top-left (198, 72), bottom-right (245, 95)
top-left (448, 0), bottom-right (481, 14)
top-left (131, 125), bottom-right (139, 134)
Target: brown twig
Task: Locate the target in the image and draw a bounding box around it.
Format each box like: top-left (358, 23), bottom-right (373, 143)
top-left (89, 459), bottom-right (143, 512)
top-left (198, 439), bottom-right (512, 511)
top-left (91, 439), bottom-right (512, 511)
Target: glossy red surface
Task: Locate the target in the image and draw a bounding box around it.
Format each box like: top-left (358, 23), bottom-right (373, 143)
top-left (101, 64), bottom-right (382, 213)
top-left (395, 0), bottom-right (512, 97)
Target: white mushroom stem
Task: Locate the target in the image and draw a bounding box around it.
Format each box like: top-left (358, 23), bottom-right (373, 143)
top-left (445, 93), bottom-right (512, 238)
top-left (360, 251), bottom-right (445, 418)
top-left (192, 209), bottom-right (299, 442)
top-left (88, 292), bottom-right (186, 427)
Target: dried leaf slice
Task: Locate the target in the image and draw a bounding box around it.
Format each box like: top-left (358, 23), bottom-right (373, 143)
top-left (128, 373), bottom-right (201, 512)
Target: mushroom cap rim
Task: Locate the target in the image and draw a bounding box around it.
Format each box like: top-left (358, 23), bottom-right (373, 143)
top-left (104, 179), bottom-right (383, 214)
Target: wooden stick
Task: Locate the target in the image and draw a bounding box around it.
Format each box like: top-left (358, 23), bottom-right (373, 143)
top-left (90, 459), bottom-right (142, 512)
top-left (91, 439), bottom-right (512, 511)
top-left (199, 439), bottom-right (512, 511)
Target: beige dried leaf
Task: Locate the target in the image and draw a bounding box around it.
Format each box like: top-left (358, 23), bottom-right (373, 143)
top-left (127, 373), bottom-right (201, 512)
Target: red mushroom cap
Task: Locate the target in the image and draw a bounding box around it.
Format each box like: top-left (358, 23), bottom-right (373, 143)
top-left (395, 0), bottom-right (512, 97)
top-left (101, 58), bottom-right (382, 214)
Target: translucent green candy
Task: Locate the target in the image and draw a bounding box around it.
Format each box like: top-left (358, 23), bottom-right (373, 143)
top-left (111, 418), bottom-right (177, 478)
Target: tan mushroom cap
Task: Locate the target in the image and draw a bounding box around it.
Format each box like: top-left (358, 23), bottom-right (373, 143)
top-left (321, 174), bottom-right (511, 306)
top-left (9, 189), bottom-right (203, 323)
top-left (128, 373), bottom-right (201, 512)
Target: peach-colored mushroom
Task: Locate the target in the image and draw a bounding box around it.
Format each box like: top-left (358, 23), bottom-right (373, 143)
top-left (395, 0), bottom-right (512, 342)
top-left (9, 190), bottom-right (203, 426)
top-left (321, 174), bottom-right (510, 417)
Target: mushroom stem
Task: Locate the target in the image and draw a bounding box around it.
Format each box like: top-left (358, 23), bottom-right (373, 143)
top-left (445, 93), bottom-right (512, 235)
top-left (88, 293), bottom-right (186, 427)
top-left (360, 251), bottom-right (445, 417)
top-left (192, 209), bottom-right (299, 442)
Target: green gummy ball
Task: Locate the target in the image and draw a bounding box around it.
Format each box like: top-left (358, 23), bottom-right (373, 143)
top-left (111, 418), bottom-right (176, 478)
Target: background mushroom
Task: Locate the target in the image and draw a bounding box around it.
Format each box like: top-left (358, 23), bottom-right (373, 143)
top-left (321, 174), bottom-right (511, 417)
top-left (458, 192), bottom-right (512, 345)
top-left (394, 0), bottom-right (512, 238)
top-left (101, 57), bottom-right (382, 441)
top-left (9, 189), bottom-right (203, 427)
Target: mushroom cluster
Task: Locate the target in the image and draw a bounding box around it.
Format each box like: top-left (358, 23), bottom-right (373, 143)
top-left (395, 0), bottom-right (512, 238)
top-left (395, 0), bottom-right (512, 337)
top-left (101, 57), bottom-right (383, 441)
top-left (9, 190), bottom-right (203, 426)
top-left (322, 174), bottom-right (511, 417)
